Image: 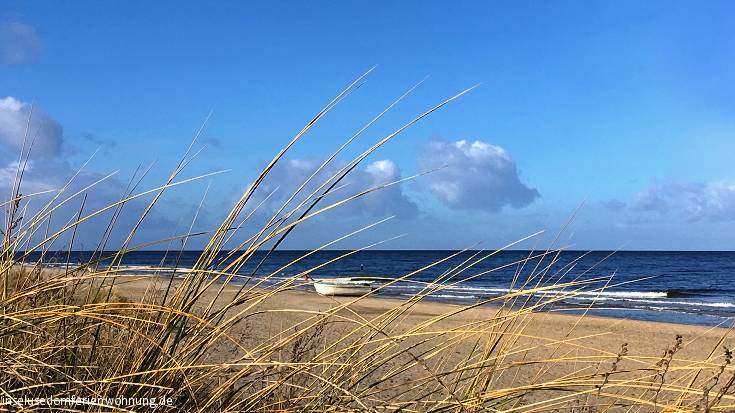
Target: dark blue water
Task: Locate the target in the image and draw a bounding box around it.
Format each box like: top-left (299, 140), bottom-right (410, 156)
top-left (21, 250), bottom-right (735, 327)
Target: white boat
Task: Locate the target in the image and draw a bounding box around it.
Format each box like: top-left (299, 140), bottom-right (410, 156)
top-left (312, 277), bottom-right (373, 296)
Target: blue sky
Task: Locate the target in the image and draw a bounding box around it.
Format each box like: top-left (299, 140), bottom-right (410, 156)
top-left (1, 1), bottom-right (735, 250)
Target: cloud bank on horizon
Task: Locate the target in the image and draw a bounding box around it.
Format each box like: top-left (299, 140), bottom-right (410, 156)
top-left (0, 94), bottom-right (549, 249)
top-left (629, 182), bottom-right (735, 222)
top-left (2, 93), bottom-right (735, 250)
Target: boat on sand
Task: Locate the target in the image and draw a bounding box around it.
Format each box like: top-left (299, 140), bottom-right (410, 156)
top-left (306, 276), bottom-right (374, 296)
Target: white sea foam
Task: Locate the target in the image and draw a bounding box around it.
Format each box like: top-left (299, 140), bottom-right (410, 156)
top-left (393, 284), bottom-right (735, 310)
top-left (402, 293), bottom-right (476, 300)
top-left (438, 285), bottom-right (668, 299)
top-left (572, 296), bottom-right (735, 308)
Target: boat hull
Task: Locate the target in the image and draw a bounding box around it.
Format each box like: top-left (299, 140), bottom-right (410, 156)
top-left (313, 281), bottom-right (372, 296)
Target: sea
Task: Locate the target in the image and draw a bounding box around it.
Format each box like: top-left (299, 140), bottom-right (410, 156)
top-left (22, 250), bottom-right (735, 327)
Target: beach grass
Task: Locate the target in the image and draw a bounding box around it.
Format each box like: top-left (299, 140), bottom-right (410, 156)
top-left (1, 74), bottom-right (734, 411)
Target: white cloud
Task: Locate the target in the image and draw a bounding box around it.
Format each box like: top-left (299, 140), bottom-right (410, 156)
top-left (0, 20), bottom-right (41, 65)
top-left (631, 181), bottom-right (735, 222)
top-left (258, 158), bottom-right (418, 220)
top-left (0, 98), bottom-right (187, 249)
top-left (365, 159), bottom-right (397, 181)
top-left (359, 159), bottom-right (418, 218)
top-left (418, 139), bottom-right (539, 212)
top-left (0, 97), bottom-right (63, 156)
top-left (0, 154), bottom-right (198, 250)
top-left (0, 160), bottom-right (56, 193)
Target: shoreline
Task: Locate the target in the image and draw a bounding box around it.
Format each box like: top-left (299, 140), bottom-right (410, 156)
top-left (110, 271), bottom-right (735, 329)
top-left (113, 274), bottom-right (731, 345)
top-left (24, 260), bottom-right (733, 329)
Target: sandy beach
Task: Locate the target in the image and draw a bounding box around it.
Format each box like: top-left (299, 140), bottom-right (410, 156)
top-left (110, 274), bottom-right (734, 408)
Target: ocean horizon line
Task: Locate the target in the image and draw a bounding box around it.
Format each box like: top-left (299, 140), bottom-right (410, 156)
top-left (17, 249), bottom-right (735, 254)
